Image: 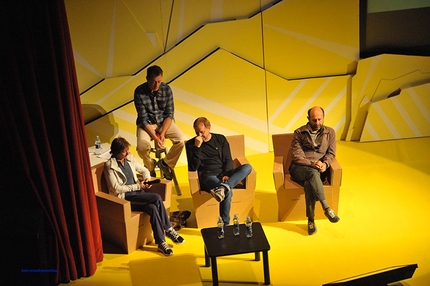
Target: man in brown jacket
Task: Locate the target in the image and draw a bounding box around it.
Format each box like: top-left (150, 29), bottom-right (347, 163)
top-left (289, 106), bottom-right (340, 235)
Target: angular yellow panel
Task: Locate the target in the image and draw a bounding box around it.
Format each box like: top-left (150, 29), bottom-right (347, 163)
top-left (80, 75), bottom-right (146, 123)
top-left (171, 49), bottom-right (268, 154)
top-left (66, 0), bottom-right (167, 92)
top-left (109, 1), bottom-right (165, 75)
top-left (73, 61), bottom-right (104, 94)
top-left (267, 72), bottom-right (349, 141)
top-left (166, 0), bottom-right (263, 50)
top-left (123, 0), bottom-right (173, 46)
top-left (165, 15), bottom-right (264, 78)
top-left (173, 50), bottom-right (266, 118)
top-left (66, 0), bottom-right (115, 90)
top-left (262, 0), bottom-right (359, 79)
top-left (361, 83), bottom-right (430, 142)
top-left (347, 54), bottom-right (430, 141)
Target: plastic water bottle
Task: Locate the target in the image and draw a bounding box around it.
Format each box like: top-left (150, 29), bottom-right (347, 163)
top-left (217, 217), bottom-right (224, 239)
top-left (233, 214), bottom-right (240, 236)
top-left (94, 135), bottom-right (102, 155)
top-left (245, 216), bottom-right (253, 238)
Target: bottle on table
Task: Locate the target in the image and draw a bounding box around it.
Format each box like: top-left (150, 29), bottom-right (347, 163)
top-left (233, 214), bottom-right (240, 236)
top-left (94, 135), bottom-right (102, 155)
top-left (217, 217), bottom-right (224, 239)
top-left (245, 216), bottom-right (253, 238)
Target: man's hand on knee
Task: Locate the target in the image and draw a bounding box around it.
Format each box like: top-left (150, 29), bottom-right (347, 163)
top-left (311, 160), bottom-right (326, 172)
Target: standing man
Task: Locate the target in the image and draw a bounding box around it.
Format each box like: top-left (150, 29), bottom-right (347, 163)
top-left (289, 106), bottom-right (340, 235)
top-left (134, 65), bottom-right (185, 180)
top-left (186, 117), bottom-right (252, 225)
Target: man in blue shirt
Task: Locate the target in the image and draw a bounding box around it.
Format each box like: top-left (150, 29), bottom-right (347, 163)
top-left (134, 65), bottom-right (185, 180)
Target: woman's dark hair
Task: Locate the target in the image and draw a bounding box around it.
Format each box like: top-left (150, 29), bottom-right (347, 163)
top-left (110, 137), bottom-right (130, 158)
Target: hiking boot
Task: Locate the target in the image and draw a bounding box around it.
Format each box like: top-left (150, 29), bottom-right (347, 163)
top-left (324, 208), bottom-right (340, 223)
top-left (158, 159), bottom-right (172, 180)
top-left (158, 241), bottom-right (173, 256)
top-left (308, 220), bottom-right (317, 235)
top-left (166, 228), bottom-right (185, 244)
top-left (210, 186), bottom-right (225, 202)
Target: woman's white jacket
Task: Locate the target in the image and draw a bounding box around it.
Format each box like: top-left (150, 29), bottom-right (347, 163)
top-left (104, 154), bottom-right (151, 199)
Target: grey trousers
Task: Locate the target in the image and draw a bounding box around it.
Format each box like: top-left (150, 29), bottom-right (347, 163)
top-left (289, 163), bottom-right (328, 220)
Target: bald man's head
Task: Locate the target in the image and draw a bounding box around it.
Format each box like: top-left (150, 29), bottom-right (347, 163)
top-left (307, 106), bottom-right (325, 131)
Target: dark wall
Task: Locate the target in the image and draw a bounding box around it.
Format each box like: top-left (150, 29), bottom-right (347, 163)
top-left (360, 1), bottom-right (430, 58)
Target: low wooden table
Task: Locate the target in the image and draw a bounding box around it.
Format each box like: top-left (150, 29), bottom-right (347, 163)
top-left (200, 222), bottom-right (271, 285)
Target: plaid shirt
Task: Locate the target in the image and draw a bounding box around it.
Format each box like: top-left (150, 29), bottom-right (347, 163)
top-left (134, 82), bottom-right (175, 128)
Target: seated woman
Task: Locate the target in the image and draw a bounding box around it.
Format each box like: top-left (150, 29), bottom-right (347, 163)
top-left (104, 136), bottom-right (184, 256)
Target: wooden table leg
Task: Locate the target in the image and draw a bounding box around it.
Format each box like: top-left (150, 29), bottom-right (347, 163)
top-left (254, 251), bottom-right (261, 261)
top-left (263, 250), bottom-right (270, 285)
top-left (211, 256), bottom-right (218, 286)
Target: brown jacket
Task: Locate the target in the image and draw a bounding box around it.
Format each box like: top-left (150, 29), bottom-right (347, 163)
top-left (290, 124), bottom-right (336, 168)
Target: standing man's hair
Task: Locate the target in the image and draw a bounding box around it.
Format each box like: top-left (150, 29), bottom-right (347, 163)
top-left (193, 117), bottom-right (211, 128)
top-left (147, 65), bottom-right (163, 79)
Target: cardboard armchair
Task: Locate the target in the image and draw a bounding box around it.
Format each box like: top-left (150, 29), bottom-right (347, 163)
top-left (272, 133), bottom-right (342, 221)
top-left (188, 134), bottom-right (256, 228)
top-left (91, 162), bottom-right (171, 254)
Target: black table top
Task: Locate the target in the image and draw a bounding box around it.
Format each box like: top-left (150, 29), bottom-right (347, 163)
top-left (201, 222), bottom-right (270, 257)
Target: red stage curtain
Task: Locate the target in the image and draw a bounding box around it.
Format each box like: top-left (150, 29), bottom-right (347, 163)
top-left (0, 0), bottom-right (103, 284)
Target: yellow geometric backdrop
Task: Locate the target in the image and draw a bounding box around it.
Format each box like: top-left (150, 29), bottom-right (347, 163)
top-left (361, 83), bottom-right (430, 142)
top-left (347, 54), bottom-right (430, 142)
top-left (66, 0), bottom-right (429, 165)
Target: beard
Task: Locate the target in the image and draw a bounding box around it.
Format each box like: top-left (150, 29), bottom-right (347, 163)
top-left (310, 123), bottom-right (321, 131)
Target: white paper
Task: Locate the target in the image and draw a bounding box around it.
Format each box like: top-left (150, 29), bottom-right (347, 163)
top-left (97, 149), bottom-right (111, 160)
